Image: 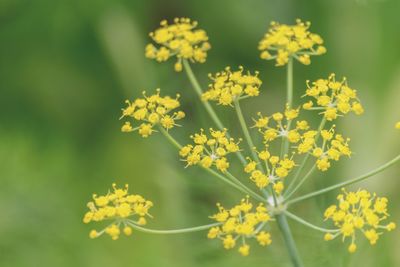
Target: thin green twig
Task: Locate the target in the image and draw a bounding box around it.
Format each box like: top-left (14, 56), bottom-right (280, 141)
top-left (126, 221), bottom-right (221, 234)
top-left (284, 211), bottom-right (338, 233)
top-left (287, 153), bottom-right (400, 205)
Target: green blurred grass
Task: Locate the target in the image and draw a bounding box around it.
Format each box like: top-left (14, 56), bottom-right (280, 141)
top-left (0, 0), bottom-right (399, 266)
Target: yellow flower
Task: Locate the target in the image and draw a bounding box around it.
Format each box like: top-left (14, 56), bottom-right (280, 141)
top-left (258, 19), bottom-right (326, 66)
top-left (253, 106), bottom-right (305, 145)
top-left (180, 128), bottom-right (241, 172)
top-left (146, 18), bottom-right (211, 71)
top-left (323, 188), bottom-right (396, 253)
top-left (302, 74), bottom-right (364, 121)
top-left (395, 121), bottom-right (400, 129)
top-left (83, 184), bottom-right (153, 240)
top-left (208, 197), bottom-right (272, 256)
top-left (297, 125), bottom-right (351, 172)
top-left (245, 150), bottom-right (295, 194)
top-left (202, 66), bottom-right (262, 105)
top-left (120, 89), bottom-right (185, 137)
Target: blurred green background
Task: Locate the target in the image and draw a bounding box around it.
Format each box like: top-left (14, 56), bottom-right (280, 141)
top-left (1, 0), bottom-right (399, 266)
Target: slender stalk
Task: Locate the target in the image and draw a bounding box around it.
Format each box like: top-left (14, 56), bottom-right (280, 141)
top-left (284, 211), bottom-right (338, 233)
top-left (182, 59), bottom-right (246, 165)
top-left (225, 171), bottom-right (265, 201)
top-left (285, 118), bottom-right (327, 195)
top-left (275, 213), bottom-right (304, 267)
top-left (159, 127), bottom-right (182, 149)
top-left (234, 100), bottom-right (264, 171)
top-left (183, 59), bottom-right (225, 130)
top-left (126, 221), bottom-right (221, 234)
top-left (287, 153), bottom-right (400, 206)
top-left (284, 165), bottom-right (316, 200)
top-left (159, 127), bottom-right (264, 202)
top-left (281, 57), bottom-right (294, 158)
top-left (286, 57), bottom-right (293, 109)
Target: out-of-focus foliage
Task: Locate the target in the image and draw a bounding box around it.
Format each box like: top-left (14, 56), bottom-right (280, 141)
top-left (0, 0), bottom-right (399, 266)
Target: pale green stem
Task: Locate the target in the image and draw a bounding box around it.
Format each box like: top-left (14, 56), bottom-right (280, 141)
top-left (284, 211), bottom-right (338, 233)
top-left (287, 153), bottom-right (400, 206)
top-left (275, 213), bottom-right (304, 267)
top-left (287, 57), bottom-right (293, 109)
top-left (234, 100), bottom-right (264, 171)
top-left (182, 59), bottom-right (246, 165)
top-left (159, 127), bottom-right (182, 149)
top-left (281, 57), bottom-right (294, 158)
top-left (285, 118), bottom-right (327, 195)
top-left (284, 165), bottom-right (317, 200)
top-left (225, 171), bottom-right (265, 201)
top-left (126, 221), bottom-right (220, 234)
top-left (159, 127), bottom-right (264, 202)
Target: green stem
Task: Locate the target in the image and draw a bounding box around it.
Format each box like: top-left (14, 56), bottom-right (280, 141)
top-left (225, 171), bottom-right (265, 201)
top-left (234, 100), bottom-right (263, 171)
top-left (287, 153), bottom-right (400, 206)
top-left (126, 221), bottom-right (220, 234)
top-left (159, 127), bottom-right (182, 149)
top-left (284, 165), bottom-right (316, 200)
top-left (275, 213), bottom-right (304, 267)
top-left (159, 127), bottom-right (264, 202)
top-left (182, 59), bottom-right (246, 165)
top-left (287, 57), bottom-right (293, 109)
top-left (281, 57), bottom-right (294, 158)
top-left (284, 211), bottom-right (338, 233)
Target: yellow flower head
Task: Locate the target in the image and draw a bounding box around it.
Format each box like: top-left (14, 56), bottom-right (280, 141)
top-left (253, 106), bottom-right (305, 145)
top-left (395, 121), bottom-right (400, 129)
top-left (202, 66), bottom-right (262, 106)
top-left (208, 196), bottom-right (272, 256)
top-left (120, 89), bottom-right (185, 137)
top-left (302, 74), bottom-right (364, 121)
top-left (146, 18), bottom-right (211, 71)
top-left (323, 188), bottom-right (396, 253)
top-left (297, 125), bottom-right (351, 171)
top-left (180, 128), bottom-right (241, 173)
top-left (83, 183), bottom-right (154, 240)
top-left (258, 19), bottom-right (326, 66)
top-left (245, 151), bottom-right (296, 194)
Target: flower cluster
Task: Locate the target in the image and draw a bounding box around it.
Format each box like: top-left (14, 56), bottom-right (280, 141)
top-left (208, 197), bottom-right (272, 256)
top-left (258, 19), bottom-right (326, 66)
top-left (201, 66), bottom-right (262, 106)
top-left (297, 126), bottom-right (352, 171)
top-left (302, 74), bottom-right (364, 121)
top-left (323, 189), bottom-right (396, 253)
top-left (120, 89), bottom-right (185, 137)
top-left (179, 128), bottom-right (241, 173)
top-left (83, 184), bottom-right (154, 240)
top-left (252, 107), bottom-right (308, 145)
top-left (145, 18), bottom-right (211, 72)
top-left (245, 152), bottom-right (296, 194)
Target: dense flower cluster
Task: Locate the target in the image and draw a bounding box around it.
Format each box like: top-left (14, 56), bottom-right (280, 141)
top-left (258, 19), bottom-right (326, 66)
top-left (252, 107), bottom-right (308, 144)
top-left (323, 189), bottom-right (396, 253)
top-left (145, 18), bottom-right (211, 72)
top-left (179, 128), bottom-right (241, 173)
top-left (302, 74), bottom-right (364, 121)
top-left (297, 126), bottom-right (352, 171)
top-left (120, 89), bottom-right (185, 137)
top-left (245, 152), bottom-right (296, 194)
top-left (201, 66), bottom-right (262, 106)
top-left (208, 197), bottom-right (272, 256)
top-left (83, 184), bottom-right (153, 240)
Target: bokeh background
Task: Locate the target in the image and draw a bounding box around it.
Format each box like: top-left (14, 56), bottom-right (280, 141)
top-left (1, 0), bottom-right (399, 266)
